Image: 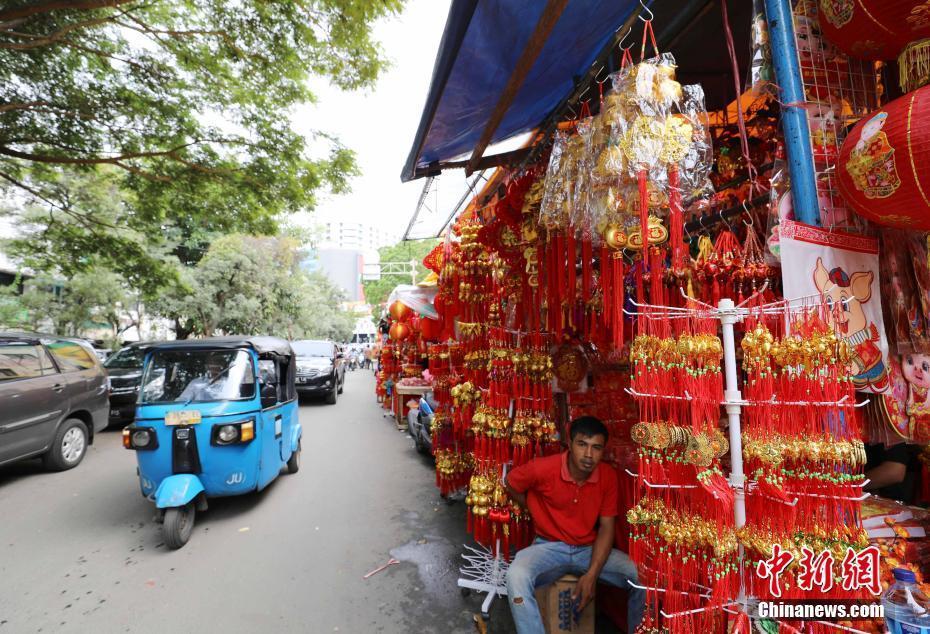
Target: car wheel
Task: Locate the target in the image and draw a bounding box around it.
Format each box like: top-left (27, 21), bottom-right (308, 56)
top-left (43, 418), bottom-right (89, 471)
top-left (286, 440), bottom-right (301, 474)
top-left (163, 502), bottom-right (196, 550)
top-left (325, 383), bottom-right (337, 405)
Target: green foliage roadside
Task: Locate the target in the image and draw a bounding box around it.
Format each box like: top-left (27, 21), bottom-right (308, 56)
top-left (0, 235), bottom-right (354, 343)
top-left (362, 238), bottom-right (439, 309)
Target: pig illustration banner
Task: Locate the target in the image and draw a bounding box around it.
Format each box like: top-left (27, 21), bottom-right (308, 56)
top-left (779, 220), bottom-right (890, 393)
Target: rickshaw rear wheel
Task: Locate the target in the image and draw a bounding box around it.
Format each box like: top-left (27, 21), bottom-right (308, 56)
top-left (163, 502), bottom-right (195, 549)
top-left (286, 440), bottom-right (301, 474)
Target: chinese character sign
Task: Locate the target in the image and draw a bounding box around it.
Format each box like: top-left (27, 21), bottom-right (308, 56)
top-left (756, 545), bottom-right (882, 598)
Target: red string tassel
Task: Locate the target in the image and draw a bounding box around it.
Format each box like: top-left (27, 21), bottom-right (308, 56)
top-left (637, 170), bottom-right (649, 305)
top-left (581, 238), bottom-right (593, 336)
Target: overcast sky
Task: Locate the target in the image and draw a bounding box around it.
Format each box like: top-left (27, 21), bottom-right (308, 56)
top-left (292, 0), bottom-right (473, 242)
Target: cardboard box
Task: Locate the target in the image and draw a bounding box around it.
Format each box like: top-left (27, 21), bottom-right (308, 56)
top-left (534, 574), bottom-right (595, 634)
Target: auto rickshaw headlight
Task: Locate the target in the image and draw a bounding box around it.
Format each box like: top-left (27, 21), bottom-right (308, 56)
top-left (217, 425), bottom-right (239, 444)
top-left (211, 420), bottom-right (255, 446)
top-left (124, 427), bottom-right (158, 450)
top-left (132, 430), bottom-right (152, 448)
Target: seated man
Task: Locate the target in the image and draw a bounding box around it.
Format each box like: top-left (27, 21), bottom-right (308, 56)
top-left (505, 416), bottom-right (644, 634)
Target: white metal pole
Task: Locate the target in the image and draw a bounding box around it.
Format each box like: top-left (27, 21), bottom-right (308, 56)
top-left (718, 298), bottom-right (745, 528)
top-left (718, 298), bottom-right (747, 605)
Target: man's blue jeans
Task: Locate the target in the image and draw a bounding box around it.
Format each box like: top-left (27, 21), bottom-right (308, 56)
top-left (506, 538), bottom-right (645, 634)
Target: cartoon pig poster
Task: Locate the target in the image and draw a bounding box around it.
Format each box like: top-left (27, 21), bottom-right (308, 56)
top-left (779, 220), bottom-right (890, 393)
top-left (880, 353), bottom-right (930, 443)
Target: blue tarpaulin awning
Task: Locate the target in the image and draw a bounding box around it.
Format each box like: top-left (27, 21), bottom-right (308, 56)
top-left (401, 0), bottom-right (646, 182)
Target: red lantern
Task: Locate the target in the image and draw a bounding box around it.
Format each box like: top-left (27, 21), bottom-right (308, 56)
top-left (837, 85), bottom-right (930, 229)
top-left (817, 0), bottom-right (930, 61)
top-left (419, 317), bottom-right (443, 341)
top-left (389, 300), bottom-right (411, 322)
top-left (389, 321), bottom-right (411, 341)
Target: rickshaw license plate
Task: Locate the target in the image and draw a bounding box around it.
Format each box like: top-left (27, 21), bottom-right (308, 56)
top-left (165, 410), bottom-right (202, 426)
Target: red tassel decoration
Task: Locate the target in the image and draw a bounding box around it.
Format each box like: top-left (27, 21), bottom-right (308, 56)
top-left (565, 229), bottom-right (577, 326)
top-left (581, 237), bottom-right (593, 336)
top-left (637, 170), bottom-right (649, 305)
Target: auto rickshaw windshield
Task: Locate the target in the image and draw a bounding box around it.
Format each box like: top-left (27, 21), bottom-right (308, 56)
top-left (140, 349), bottom-right (256, 404)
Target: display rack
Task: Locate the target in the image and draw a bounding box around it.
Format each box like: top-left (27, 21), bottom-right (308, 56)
top-left (457, 540), bottom-right (509, 621)
top-left (457, 456), bottom-right (512, 622)
top-left (625, 295), bottom-right (871, 633)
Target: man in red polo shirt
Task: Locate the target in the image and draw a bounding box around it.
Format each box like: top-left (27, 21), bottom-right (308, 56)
top-left (504, 416), bottom-right (643, 633)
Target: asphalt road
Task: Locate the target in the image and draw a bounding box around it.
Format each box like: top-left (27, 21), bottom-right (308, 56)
top-left (0, 370), bottom-right (515, 634)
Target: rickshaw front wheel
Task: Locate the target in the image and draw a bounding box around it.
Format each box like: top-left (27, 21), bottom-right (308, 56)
top-left (163, 502), bottom-right (195, 549)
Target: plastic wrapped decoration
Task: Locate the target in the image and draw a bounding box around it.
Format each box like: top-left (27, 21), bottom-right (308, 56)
top-left (569, 115), bottom-right (598, 239)
top-left (538, 128), bottom-right (571, 230)
top-left (615, 53), bottom-right (688, 257)
top-left (747, 0), bottom-right (775, 96)
top-left (586, 111), bottom-right (625, 240)
top-left (559, 122), bottom-right (590, 230)
top-left (613, 51), bottom-right (683, 120)
top-left (674, 84), bottom-right (715, 206)
top-left (589, 83), bottom-right (636, 240)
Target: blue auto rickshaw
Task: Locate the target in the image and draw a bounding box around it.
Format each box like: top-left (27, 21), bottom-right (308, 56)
top-left (123, 336), bottom-right (301, 549)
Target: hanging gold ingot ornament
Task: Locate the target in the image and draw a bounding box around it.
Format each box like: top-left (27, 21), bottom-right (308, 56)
top-left (625, 216), bottom-right (668, 251)
top-left (603, 224), bottom-right (629, 250)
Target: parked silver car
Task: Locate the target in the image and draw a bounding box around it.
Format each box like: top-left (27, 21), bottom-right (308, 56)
top-left (0, 333), bottom-right (109, 471)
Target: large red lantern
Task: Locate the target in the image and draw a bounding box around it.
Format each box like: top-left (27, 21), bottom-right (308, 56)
top-left (837, 85), bottom-right (930, 229)
top-left (817, 0), bottom-right (930, 61)
top-left (389, 321), bottom-right (411, 341)
top-left (388, 300), bottom-right (411, 322)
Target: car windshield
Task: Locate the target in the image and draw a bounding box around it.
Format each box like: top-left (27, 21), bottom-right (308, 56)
top-left (291, 341), bottom-right (332, 357)
top-left (104, 347), bottom-right (145, 369)
top-left (140, 349), bottom-right (255, 404)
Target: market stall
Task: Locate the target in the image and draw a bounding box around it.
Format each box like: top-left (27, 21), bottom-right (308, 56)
top-left (376, 285), bottom-right (441, 428)
top-left (390, 0), bottom-right (930, 631)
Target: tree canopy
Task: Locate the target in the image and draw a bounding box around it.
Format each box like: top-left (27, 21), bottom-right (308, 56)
top-left (147, 233), bottom-right (355, 340)
top-left (0, 0), bottom-right (402, 273)
top-left (0, 0), bottom-right (404, 342)
top-left (0, 268), bottom-right (137, 339)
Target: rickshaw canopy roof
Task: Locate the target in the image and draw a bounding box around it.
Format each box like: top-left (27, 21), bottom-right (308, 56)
top-left (148, 336), bottom-right (294, 357)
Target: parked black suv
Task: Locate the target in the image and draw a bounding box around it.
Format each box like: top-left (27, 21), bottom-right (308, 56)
top-left (291, 340), bottom-right (345, 404)
top-left (0, 333), bottom-right (108, 470)
top-left (103, 342), bottom-right (150, 427)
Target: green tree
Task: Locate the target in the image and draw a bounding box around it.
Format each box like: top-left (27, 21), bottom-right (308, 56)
top-left (0, 0), bottom-right (403, 273)
top-left (0, 283), bottom-right (26, 327)
top-left (148, 233), bottom-right (353, 340)
top-left (2, 167), bottom-right (183, 297)
top-left (297, 271), bottom-right (356, 341)
top-left (362, 238), bottom-right (439, 308)
top-left (3, 268), bottom-right (134, 340)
